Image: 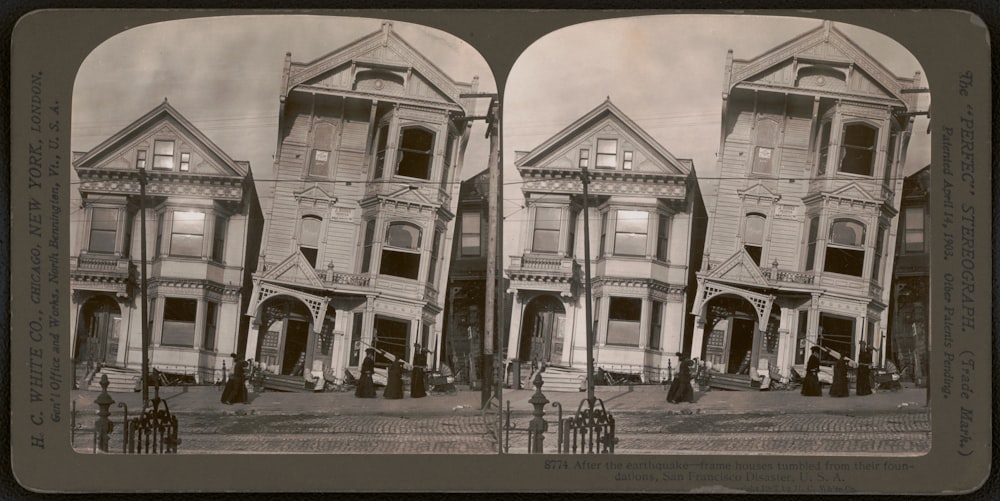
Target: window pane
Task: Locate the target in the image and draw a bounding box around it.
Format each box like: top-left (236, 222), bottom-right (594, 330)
top-left (648, 301), bottom-right (662, 350)
top-left (817, 122), bottom-right (831, 174)
top-left (173, 211), bottom-right (205, 234)
top-left (597, 139), bottom-right (617, 154)
top-left (824, 247), bottom-right (864, 276)
top-left (532, 230), bottom-right (560, 254)
top-left (373, 125), bottom-right (389, 179)
top-left (91, 208), bottom-right (118, 231)
top-left (212, 216), bottom-right (226, 262)
top-left (162, 298), bottom-right (197, 347)
top-left (905, 207), bottom-right (924, 231)
top-left (203, 302), bottom-right (217, 350)
top-left (744, 215), bottom-right (765, 244)
top-left (578, 149), bottom-right (589, 168)
top-left (596, 139), bottom-right (617, 168)
top-left (830, 220), bottom-right (864, 246)
top-left (170, 235), bottom-right (204, 257)
top-left (300, 217), bottom-right (321, 247)
top-left (380, 249), bottom-right (420, 280)
top-left (616, 210), bottom-right (648, 233)
top-left (461, 211), bottom-right (481, 256)
top-left (462, 211), bottom-right (481, 233)
top-left (839, 124), bottom-right (877, 176)
top-left (607, 297), bottom-right (641, 346)
top-left (362, 220), bottom-right (376, 273)
top-left (656, 216), bottom-right (669, 261)
top-left (397, 128), bottom-right (434, 179)
top-left (154, 140), bottom-right (175, 156)
top-left (153, 140), bottom-right (175, 169)
top-left (387, 223), bottom-right (420, 249)
top-left (615, 210), bottom-right (647, 256)
top-left (534, 207), bottom-right (561, 230)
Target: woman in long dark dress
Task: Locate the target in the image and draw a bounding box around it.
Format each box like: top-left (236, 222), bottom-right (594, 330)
top-left (829, 356), bottom-right (849, 397)
top-left (383, 359), bottom-right (404, 399)
top-left (666, 353), bottom-right (694, 404)
top-left (221, 353), bottom-right (247, 404)
top-left (856, 342), bottom-right (873, 396)
top-left (801, 346), bottom-right (823, 396)
top-left (410, 345), bottom-right (427, 398)
top-left (355, 348), bottom-right (377, 398)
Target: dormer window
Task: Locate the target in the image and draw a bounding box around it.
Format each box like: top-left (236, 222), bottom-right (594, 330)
top-left (396, 127), bottom-right (434, 180)
top-left (153, 140), bottom-right (175, 170)
top-left (595, 139), bottom-right (617, 169)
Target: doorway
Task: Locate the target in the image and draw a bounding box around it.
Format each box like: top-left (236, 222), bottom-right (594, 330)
top-left (374, 316), bottom-right (409, 366)
top-left (518, 295), bottom-right (566, 366)
top-left (75, 295), bottom-right (122, 366)
top-left (728, 318), bottom-right (756, 374)
top-left (281, 319), bottom-right (310, 375)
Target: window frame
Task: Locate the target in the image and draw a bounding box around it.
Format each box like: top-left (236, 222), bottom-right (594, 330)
top-left (152, 140), bottom-right (175, 170)
top-left (622, 150), bottom-right (634, 170)
top-left (578, 148), bottom-right (590, 168)
top-left (136, 149), bottom-right (147, 169)
top-left (531, 206), bottom-right (561, 254)
top-left (298, 215), bottom-right (323, 268)
top-left (460, 210), bottom-right (482, 257)
top-left (202, 301), bottom-right (218, 351)
top-left (211, 215), bottom-right (227, 263)
top-left (309, 122), bottom-right (335, 178)
top-left (613, 209), bottom-right (649, 257)
top-left (395, 126), bottom-right (435, 180)
top-left (161, 297), bottom-right (198, 347)
top-left (838, 122), bottom-right (879, 177)
top-left (606, 296), bottom-right (642, 347)
top-left (169, 210), bottom-right (206, 258)
top-left (743, 213), bottom-right (766, 265)
top-left (380, 221), bottom-right (423, 280)
top-left (655, 214), bottom-right (670, 261)
top-left (88, 207), bottom-right (119, 254)
top-left (648, 300), bottom-right (662, 350)
top-left (372, 124), bottom-right (390, 180)
top-left (179, 152), bottom-right (191, 172)
top-left (823, 218), bottom-right (866, 277)
top-left (595, 139), bottom-right (618, 169)
top-left (903, 206), bottom-right (926, 254)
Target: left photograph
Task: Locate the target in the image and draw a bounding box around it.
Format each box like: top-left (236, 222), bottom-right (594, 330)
top-left (69, 15), bottom-right (497, 454)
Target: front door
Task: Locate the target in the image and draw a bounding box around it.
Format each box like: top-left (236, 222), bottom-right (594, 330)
top-left (728, 318), bottom-right (755, 374)
top-left (282, 319), bottom-right (309, 375)
top-left (548, 313), bottom-right (566, 365)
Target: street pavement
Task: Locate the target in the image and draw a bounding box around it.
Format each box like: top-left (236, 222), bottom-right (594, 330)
top-left (71, 382), bottom-right (930, 455)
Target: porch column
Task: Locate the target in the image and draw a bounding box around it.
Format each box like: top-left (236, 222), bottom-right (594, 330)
top-left (807, 292), bottom-right (821, 350)
top-left (690, 315), bottom-right (707, 361)
top-left (776, 303), bottom-right (797, 380)
top-left (330, 310), bottom-right (348, 380)
top-left (361, 296), bottom-right (376, 352)
top-left (245, 317), bottom-right (262, 362)
top-left (505, 291), bottom-right (526, 362)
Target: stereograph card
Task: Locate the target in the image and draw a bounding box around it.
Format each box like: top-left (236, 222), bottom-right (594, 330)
top-left (6, 9), bottom-right (993, 494)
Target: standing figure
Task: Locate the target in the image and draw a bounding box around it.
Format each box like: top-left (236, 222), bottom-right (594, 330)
top-left (221, 353), bottom-right (248, 404)
top-left (355, 348), bottom-right (377, 398)
top-left (856, 341), bottom-right (873, 396)
top-left (410, 345), bottom-right (428, 398)
top-left (666, 353), bottom-right (694, 404)
top-left (383, 358), bottom-right (404, 399)
top-left (801, 346), bottom-right (822, 396)
top-left (829, 356), bottom-right (849, 397)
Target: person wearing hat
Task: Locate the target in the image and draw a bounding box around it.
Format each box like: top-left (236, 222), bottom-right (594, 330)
top-left (801, 346), bottom-right (823, 396)
top-left (410, 344), bottom-right (428, 398)
top-left (221, 353), bottom-right (248, 404)
top-left (355, 348), bottom-right (377, 398)
top-left (666, 352), bottom-right (694, 404)
top-left (383, 358), bottom-right (404, 399)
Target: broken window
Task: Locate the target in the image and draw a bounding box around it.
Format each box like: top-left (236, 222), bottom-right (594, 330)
top-left (298, 216), bottom-right (322, 267)
top-left (396, 127), bottom-right (434, 180)
top-left (381, 222), bottom-right (422, 280)
top-left (607, 297), bottom-right (642, 346)
top-left (743, 213), bottom-right (765, 265)
top-left (824, 219), bottom-right (865, 277)
top-left (839, 123), bottom-right (877, 176)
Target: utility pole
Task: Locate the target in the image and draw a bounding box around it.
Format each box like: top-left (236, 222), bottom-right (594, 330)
top-left (459, 92), bottom-right (501, 412)
top-left (579, 167), bottom-right (596, 406)
top-left (137, 167), bottom-right (150, 405)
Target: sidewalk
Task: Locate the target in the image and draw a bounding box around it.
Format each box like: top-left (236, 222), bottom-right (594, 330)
top-left (72, 381), bottom-right (929, 418)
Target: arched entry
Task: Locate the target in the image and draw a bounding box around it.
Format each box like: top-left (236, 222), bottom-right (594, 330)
top-left (702, 295), bottom-right (781, 375)
top-left (518, 295), bottom-right (566, 366)
top-left (74, 295), bottom-right (122, 366)
top-left (254, 295), bottom-right (334, 376)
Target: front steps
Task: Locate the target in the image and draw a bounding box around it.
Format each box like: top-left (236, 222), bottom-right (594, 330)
top-left (539, 366), bottom-right (586, 392)
top-left (86, 366), bottom-right (141, 392)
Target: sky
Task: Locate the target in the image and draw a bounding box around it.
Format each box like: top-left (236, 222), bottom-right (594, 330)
top-left (71, 15), bottom-right (497, 195)
top-left (501, 15), bottom-right (932, 263)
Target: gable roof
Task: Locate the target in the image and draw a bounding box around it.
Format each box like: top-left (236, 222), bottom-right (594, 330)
top-left (259, 251), bottom-right (327, 290)
top-left (515, 98), bottom-right (691, 176)
top-left (73, 99), bottom-right (248, 178)
top-left (705, 248), bottom-right (770, 288)
top-left (727, 21), bottom-right (920, 107)
top-left (283, 21), bottom-right (476, 113)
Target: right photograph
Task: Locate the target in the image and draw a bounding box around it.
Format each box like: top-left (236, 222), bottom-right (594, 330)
top-left (501, 15), bottom-right (930, 455)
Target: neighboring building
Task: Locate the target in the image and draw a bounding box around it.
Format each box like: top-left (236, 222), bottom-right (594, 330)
top-left (689, 21), bottom-right (923, 381)
top-left (505, 99), bottom-right (706, 380)
top-left (70, 99), bottom-right (263, 384)
top-left (887, 165), bottom-right (929, 385)
top-left (243, 22), bottom-right (479, 385)
top-left (441, 169), bottom-right (488, 382)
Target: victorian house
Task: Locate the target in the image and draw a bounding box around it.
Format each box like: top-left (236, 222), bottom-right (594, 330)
top-left (887, 165), bottom-right (929, 386)
top-left (689, 21), bottom-right (923, 383)
top-left (441, 169), bottom-right (488, 382)
top-left (505, 99), bottom-right (706, 382)
top-left (70, 100), bottom-right (263, 386)
top-left (243, 22), bottom-right (478, 387)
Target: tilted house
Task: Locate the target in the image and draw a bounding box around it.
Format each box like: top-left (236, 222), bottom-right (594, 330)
top-left (690, 21), bottom-right (923, 383)
top-left (506, 99), bottom-right (706, 383)
top-left (244, 22), bottom-right (479, 388)
top-left (70, 99), bottom-right (263, 386)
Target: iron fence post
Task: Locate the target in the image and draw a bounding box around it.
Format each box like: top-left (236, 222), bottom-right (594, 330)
top-left (528, 372), bottom-right (548, 454)
top-left (94, 375), bottom-right (114, 452)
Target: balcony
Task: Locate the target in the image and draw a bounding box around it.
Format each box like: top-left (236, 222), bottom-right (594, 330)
top-left (758, 266), bottom-right (816, 285)
top-left (71, 254), bottom-right (129, 275)
top-left (314, 269), bottom-right (372, 288)
top-left (506, 254), bottom-right (578, 296)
